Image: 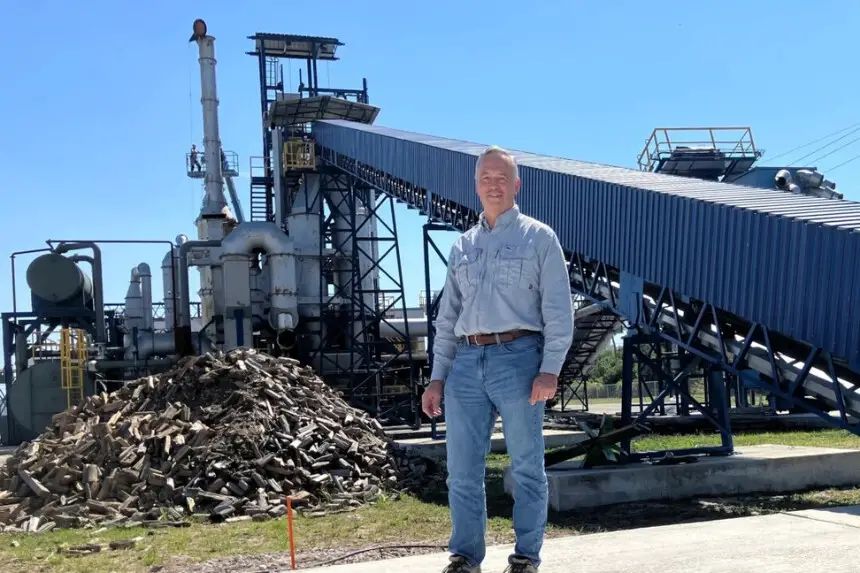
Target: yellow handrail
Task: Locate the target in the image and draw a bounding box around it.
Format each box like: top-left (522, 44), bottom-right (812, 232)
top-left (60, 327), bottom-right (87, 408)
top-left (283, 138), bottom-right (316, 171)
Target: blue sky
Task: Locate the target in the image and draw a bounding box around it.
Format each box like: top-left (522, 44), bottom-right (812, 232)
top-left (1, 0), bottom-right (858, 327)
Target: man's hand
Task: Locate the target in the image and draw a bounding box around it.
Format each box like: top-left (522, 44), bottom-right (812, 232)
top-left (422, 380), bottom-right (444, 418)
top-left (530, 372), bottom-right (558, 405)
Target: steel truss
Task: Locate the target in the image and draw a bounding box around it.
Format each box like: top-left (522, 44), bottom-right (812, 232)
top-left (618, 331), bottom-right (733, 460)
top-left (304, 166), bottom-right (419, 427)
top-left (569, 254), bottom-right (860, 442)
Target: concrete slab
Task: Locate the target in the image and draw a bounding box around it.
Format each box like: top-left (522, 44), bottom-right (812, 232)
top-left (299, 506), bottom-right (860, 572)
top-left (393, 429), bottom-right (585, 460)
top-left (504, 444), bottom-right (860, 511)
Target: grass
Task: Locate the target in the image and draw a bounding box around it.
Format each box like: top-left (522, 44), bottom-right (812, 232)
top-left (3, 429), bottom-right (860, 572)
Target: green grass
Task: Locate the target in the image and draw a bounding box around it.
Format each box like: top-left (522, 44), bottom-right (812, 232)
top-left (2, 430), bottom-right (860, 572)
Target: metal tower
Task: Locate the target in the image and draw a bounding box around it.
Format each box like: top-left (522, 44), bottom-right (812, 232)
top-left (248, 33), bottom-right (419, 427)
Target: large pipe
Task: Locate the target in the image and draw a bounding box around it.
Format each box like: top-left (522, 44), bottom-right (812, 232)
top-left (162, 235), bottom-right (188, 332)
top-left (123, 267), bottom-right (144, 332)
top-left (378, 317), bottom-right (429, 339)
top-left (89, 358), bottom-right (175, 371)
top-left (273, 129), bottom-right (285, 228)
top-left (220, 222), bottom-right (298, 347)
top-left (288, 175), bottom-right (322, 348)
top-left (191, 21), bottom-right (231, 341)
top-left (178, 239), bottom-right (222, 356)
top-left (52, 241), bottom-right (105, 343)
top-left (125, 330), bottom-right (213, 360)
top-left (137, 263), bottom-right (153, 331)
top-left (161, 250), bottom-right (175, 331)
top-left (190, 21), bottom-right (227, 217)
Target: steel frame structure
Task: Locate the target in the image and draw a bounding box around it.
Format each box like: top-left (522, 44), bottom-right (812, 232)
top-left (569, 254), bottom-right (860, 440)
top-left (247, 36), bottom-right (284, 223)
top-left (247, 33), bottom-right (370, 224)
top-left (300, 165), bottom-right (420, 427)
top-left (618, 331), bottom-right (734, 460)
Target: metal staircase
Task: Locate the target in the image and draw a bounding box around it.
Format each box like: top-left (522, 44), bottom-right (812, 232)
top-left (557, 304), bottom-right (624, 410)
top-left (249, 156), bottom-right (273, 222)
top-left (247, 47), bottom-right (284, 223)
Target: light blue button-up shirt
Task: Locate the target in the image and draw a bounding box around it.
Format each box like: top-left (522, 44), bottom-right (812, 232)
top-left (430, 205), bottom-right (574, 381)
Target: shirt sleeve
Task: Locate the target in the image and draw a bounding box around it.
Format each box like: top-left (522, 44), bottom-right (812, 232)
top-left (538, 230), bottom-right (574, 376)
top-left (429, 244), bottom-right (463, 382)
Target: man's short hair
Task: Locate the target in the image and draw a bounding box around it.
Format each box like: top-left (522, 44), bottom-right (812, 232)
top-left (475, 145), bottom-right (519, 181)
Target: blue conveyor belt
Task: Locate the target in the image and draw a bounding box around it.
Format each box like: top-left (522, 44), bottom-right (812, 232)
top-left (313, 119), bottom-right (860, 422)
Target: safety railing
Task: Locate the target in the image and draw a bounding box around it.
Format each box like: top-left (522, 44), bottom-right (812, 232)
top-left (186, 150), bottom-right (240, 178)
top-left (637, 127), bottom-right (760, 172)
top-left (418, 290), bottom-right (442, 314)
top-left (283, 138), bottom-right (316, 171)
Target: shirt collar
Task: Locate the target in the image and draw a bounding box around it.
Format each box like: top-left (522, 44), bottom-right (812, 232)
top-left (479, 204), bottom-right (520, 232)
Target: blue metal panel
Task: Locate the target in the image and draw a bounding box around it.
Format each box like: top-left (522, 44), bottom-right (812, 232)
top-left (313, 120), bottom-right (860, 370)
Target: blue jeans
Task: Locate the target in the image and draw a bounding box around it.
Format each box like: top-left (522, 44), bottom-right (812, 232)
top-left (443, 333), bottom-right (548, 568)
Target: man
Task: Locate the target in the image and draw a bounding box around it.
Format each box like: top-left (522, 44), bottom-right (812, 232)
top-left (189, 144), bottom-right (202, 173)
top-left (423, 145), bottom-right (574, 573)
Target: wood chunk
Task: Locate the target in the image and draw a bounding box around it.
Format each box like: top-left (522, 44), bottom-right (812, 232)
top-left (17, 470), bottom-right (51, 498)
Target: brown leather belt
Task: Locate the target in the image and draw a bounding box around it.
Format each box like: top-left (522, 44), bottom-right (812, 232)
top-left (462, 329), bottom-right (538, 346)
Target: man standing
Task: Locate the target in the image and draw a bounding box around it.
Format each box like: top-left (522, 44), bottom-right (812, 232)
top-left (189, 144), bottom-right (202, 173)
top-left (423, 145), bottom-right (574, 573)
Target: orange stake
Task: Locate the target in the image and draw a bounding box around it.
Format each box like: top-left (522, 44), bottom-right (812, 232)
top-left (286, 496), bottom-right (296, 570)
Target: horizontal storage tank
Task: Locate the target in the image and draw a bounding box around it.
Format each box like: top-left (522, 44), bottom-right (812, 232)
top-left (26, 253), bottom-right (93, 306)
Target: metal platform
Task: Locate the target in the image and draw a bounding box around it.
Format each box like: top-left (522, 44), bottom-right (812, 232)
top-left (267, 96), bottom-right (379, 128)
top-left (637, 127), bottom-right (762, 180)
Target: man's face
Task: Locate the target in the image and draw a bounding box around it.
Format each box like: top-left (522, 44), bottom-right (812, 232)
top-left (476, 153), bottom-right (520, 216)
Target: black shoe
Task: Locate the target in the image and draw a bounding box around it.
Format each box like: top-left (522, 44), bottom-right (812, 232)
top-left (442, 554), bottom-right (481, 573)
top-left (504, 555), bottom-right (538, 573)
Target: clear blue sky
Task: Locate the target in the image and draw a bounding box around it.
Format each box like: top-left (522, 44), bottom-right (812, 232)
top-left (1, 0), bottom-right (858, 323)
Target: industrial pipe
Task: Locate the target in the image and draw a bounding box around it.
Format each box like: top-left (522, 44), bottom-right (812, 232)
top-left (190, 20), bottom-right (228, 217)
top-left (178, 239), bottom-right (222, 355)
top-left (161, 235), bottom-right (187, 332)
top-left (52, 241), bottom-right (106, 343)
top-left (219, 222), bottom-right (299, 345)
top-left (124, 330), bottom-right (213, 360)
top-left (10, 247), bottom-right (52, 318)
top-left (378, 317), bottom-right (429, 339)
top-left (137, 263), bottom-right (153, 331)
top-left (123, 267), bottom-right (144, 332)
top-left (88, 358), bottom-right (176, 371)
top-left (161, 250), bottom-right (175, 331)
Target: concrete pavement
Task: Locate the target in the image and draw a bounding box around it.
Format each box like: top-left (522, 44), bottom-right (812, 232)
top-left (301, 506), bottom-right (860, 572)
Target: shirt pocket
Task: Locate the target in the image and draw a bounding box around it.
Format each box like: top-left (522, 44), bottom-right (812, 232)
top-left (454, 248), bottom-right (482, 298)
top-left (497, 244), bottom-right (538, 290)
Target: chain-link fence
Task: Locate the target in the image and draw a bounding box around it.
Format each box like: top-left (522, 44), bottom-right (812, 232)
top-left (584, 380), bottom-right (709, 402)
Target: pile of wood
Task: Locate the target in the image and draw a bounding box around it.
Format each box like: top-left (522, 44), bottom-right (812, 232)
top-left (0, 349), bottom-right (436, 532)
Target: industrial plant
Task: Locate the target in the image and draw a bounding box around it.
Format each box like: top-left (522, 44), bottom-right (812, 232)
top-left (2, 18), bottom-right (859, 477)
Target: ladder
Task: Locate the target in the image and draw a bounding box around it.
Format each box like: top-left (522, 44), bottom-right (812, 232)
top-left (60, 327), bottom-right (87, 408)
top-left (249, 156), bottom-right (273, 222)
